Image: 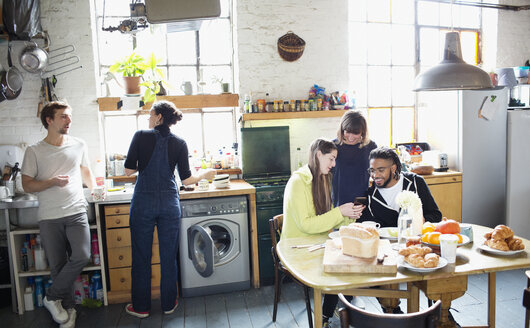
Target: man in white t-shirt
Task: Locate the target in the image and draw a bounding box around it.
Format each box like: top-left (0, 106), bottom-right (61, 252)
top-left (359, 146), bottom-right (442, 228)
top-left (21, 101), bottom-right (95, 327)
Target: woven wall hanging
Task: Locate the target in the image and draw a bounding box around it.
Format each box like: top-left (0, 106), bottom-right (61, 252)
top-left (277, 31), bottom-right (305, 62)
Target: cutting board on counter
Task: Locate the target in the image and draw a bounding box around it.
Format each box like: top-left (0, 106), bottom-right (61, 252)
top-left (323, 239), bottom-right (397, 274)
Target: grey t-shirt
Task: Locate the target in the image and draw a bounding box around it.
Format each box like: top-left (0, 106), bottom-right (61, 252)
top-left (21, 136), bottom-right (90, 221)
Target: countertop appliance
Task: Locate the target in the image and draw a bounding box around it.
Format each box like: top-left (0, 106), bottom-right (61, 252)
top-left (179, 196), bottom-right (250, 297)
top-left (417, 88), bottom-right (508, 227)
top-left (241, 126), bottom-right (291, 285)
top-left (506, 108), bottom-right (530, 239)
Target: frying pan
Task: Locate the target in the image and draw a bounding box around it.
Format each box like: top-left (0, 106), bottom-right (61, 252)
top-left (0, 43), bottom-right (23, 102)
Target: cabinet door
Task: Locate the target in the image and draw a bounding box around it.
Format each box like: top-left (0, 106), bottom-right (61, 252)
top-left (429, 182), bottom-right (462, 222)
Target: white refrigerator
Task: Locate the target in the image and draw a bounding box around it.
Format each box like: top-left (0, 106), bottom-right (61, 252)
top-left (506, 108), bottom-right (530, 239)
top-left (417, 88), bottom-right (508, 228)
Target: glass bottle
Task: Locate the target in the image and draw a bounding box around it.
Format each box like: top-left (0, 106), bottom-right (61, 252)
top-left (397, 208), bottom-right (413, 249)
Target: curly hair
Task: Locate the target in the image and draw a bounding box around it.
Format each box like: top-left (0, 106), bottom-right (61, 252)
top-left (152, 101), bottom-right (183, 127)
top-left (369, 146), bottom-right (402, 179)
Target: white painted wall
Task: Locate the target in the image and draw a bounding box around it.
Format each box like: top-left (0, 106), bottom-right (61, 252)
top-left (0, 0), bottom-right (102, 169)
top-left (497, 0), bottom-right (530, 68)
top-left (236, 0), bottom-right (349, 172)
top-left (0, 0), bottom-right (529, 173)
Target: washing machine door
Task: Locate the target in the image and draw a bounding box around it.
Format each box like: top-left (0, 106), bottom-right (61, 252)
top-left (188, 225), bottom-right (215, 277)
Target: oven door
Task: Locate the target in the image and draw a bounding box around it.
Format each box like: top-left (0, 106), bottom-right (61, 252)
top-left (256, 203), bottom-right (283, 235)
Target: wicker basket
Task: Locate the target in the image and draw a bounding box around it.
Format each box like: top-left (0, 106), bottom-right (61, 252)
top-left (277, 31), bottom-right (305, 62)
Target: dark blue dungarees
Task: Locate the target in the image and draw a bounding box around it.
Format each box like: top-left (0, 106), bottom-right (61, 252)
top-left (130, 130), bottom-right (181, 312)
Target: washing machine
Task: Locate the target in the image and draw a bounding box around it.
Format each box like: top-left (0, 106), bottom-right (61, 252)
top-left (179, 195), bottom-right (250, 297)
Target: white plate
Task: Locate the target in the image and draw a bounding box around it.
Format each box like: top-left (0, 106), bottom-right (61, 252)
top-left (399, 256), bottom-right (448, 273)
top-left (379, 227), bottom-right (398, 240)
top-left (328, 231), bottom-right (340, 239)
top-left (478, 244), bottom-right (526, 256)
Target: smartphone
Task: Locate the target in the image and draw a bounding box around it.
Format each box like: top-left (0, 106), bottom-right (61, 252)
top-left (354, 196), bottom-right (367, 206)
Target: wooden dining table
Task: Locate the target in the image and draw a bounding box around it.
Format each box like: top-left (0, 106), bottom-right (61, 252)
top-left (277, 224), bottom-right (530, 328)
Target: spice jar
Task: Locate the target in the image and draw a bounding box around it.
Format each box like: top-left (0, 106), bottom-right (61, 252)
top-left (283, 101), bottom-right (289, 112)
top-left (290, 100), bottom-right (295, 111)
top-left (257, 99), bottom-right (266, 112)
top-left (266, 102), bottom-right (273, 112)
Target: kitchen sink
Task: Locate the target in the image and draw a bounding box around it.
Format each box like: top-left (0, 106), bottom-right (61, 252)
top-left (0, 194), bottom-right (95, 229)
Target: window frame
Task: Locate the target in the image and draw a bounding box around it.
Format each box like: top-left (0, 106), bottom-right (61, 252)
top-left (94, 0), bottom-right (237, 159)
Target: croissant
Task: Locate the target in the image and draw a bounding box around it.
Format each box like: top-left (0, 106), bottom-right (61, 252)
top-left (399, 245), bottom-right (432, 257)
top-left (485, 238), bottom-right (509, 251)
top-left (484, 232), bottom-right (492, 240)
top-left (506, 237), bottom-right (525, 251)
top-left (423, 253), bottom-right (439, 268)
top-left (405, 254), bottom-right (425, 268)
top-left (491, 225), bottom-right (514, 240)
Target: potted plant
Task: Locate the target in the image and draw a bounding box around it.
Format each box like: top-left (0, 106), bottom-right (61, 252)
top-left (211, 75), bottom-right (230, 93)
top-left (139, 53), bottom-right (170, 103)
top-left (109, 52), bottom-right (148, 95)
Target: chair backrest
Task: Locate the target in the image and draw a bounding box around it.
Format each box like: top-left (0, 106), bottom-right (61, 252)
top-left (269, 214), bottom-right (284, 264)
top-left (338, 293), bottom-right (441, 328)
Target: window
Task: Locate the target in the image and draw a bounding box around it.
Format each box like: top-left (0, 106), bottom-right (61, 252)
top-left (94, 0), bottom-right (236, 159)
top-left (349, 0), bottom-right (481, 146)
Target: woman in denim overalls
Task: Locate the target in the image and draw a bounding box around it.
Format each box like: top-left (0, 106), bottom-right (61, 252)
top-left (123, 101), bottom-right (215, 318)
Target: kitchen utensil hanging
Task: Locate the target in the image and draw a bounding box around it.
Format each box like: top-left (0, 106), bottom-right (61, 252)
top-left (19, 41), bottom-right (49, 73)
top-left (0, 43), bottom-right (24, 102)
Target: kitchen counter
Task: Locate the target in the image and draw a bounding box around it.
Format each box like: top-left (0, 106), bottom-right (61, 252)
top-left (93, 180), bottom-right (261, 292)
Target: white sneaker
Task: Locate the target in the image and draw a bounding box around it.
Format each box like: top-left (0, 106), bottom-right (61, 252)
top-left (60, 308), bottom-right (77, 328)
top-left (43, 296), bottom-right (68, 324)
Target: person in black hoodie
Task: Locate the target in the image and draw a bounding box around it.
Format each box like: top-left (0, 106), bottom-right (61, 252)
top-left (357, 147), bottom-right (447, 317)
top-left (359, 147), bottom-right (442, 227)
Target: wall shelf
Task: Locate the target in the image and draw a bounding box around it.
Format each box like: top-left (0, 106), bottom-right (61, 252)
top-left (241, 109), bottom-right (349, 121)
top-left (98, 94), bottom-right (239, 111)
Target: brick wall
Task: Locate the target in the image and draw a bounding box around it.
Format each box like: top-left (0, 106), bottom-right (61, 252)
top-left (236, 0), bottom-right (349, 172)
top-left (497, 0), bottom-right (530, 67)
top-left (0, 0), bottom-right (529, 173)
top-left (0, 0), bottom-right (103, 169)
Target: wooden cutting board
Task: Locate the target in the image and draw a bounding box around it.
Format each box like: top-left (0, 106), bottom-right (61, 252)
top-left (323, 239), bottom-right (397, 274)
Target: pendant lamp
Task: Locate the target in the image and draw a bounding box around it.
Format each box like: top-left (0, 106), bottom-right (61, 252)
top-left (413, 32), bottom-right (493, 91)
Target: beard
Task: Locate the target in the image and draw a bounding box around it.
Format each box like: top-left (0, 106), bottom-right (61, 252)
top-left (377, 173), bottom-right (394, 188)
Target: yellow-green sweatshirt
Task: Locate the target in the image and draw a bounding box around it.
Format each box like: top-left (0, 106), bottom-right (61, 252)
top-left (282, 165), bottom-right (353, 239)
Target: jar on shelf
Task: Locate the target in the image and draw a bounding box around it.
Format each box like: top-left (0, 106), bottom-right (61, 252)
top-left (283, 101), bottom-right (289, 112)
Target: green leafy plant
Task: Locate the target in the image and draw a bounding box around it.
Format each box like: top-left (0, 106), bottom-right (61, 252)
top-left (109, 52), bottom-right (148, 77)
top-left (140, 53), bottom-right (170, 103)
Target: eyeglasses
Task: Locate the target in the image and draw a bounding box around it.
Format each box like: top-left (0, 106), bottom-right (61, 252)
top-left (367, 166), bottom-right (392, 175)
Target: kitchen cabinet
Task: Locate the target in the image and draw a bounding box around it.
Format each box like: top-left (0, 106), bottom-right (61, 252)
top-left (101, 203), bottom-right (162, 304)
top-left (423, 171), bottom-right (462, 222)
top-left (97, 180), bottom-right (259, 303)
top-left (8, 220), bottom-right (106, 314)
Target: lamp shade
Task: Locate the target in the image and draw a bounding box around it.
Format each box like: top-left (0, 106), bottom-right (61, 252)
top-left (496, 68), bottom-right (518, 88)
top-left (413, 32), bottom-right (493, 91)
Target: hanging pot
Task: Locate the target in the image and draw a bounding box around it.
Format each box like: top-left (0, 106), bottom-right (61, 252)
top-left (0, 43), bottom-right (23, 102)
top-left (19, 41), bottom-right (49, 74)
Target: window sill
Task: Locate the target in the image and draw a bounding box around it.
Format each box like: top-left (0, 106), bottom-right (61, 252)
top-left (98, 94), bottom-right (239, 111)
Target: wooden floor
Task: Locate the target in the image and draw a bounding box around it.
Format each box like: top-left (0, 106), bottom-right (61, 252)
top-left (0, 269), bottom-right (527, 327)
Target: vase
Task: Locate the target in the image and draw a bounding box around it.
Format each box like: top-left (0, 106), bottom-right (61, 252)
top-left (397, 208), bottom-right (413, 249)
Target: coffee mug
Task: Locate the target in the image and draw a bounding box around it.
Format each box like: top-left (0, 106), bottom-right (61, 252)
top-left (0, 186), bottom-right (9, 199)
top-left (180, 81), bottom-right (193, 95)
top-left (361, 221), bottom-right (381, 229)
top-left (92, 187), bottom-right (106, 202)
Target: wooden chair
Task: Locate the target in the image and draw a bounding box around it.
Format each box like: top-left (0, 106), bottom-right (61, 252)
top-left (269, 214), bottom-right (313, 328)
top-left (338, 293), bottom-right (441, 328)
top-left (524, 270), bottom-right (530, 328)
